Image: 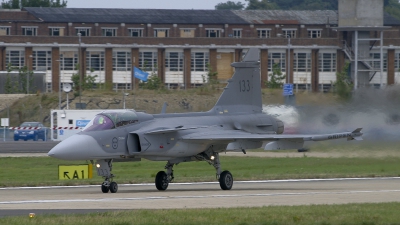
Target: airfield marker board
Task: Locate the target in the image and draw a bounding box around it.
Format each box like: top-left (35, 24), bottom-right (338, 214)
top-left (58, 164), bottom-right (93, 180)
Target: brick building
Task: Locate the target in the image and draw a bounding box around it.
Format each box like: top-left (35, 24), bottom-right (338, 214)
top-left (1, 7), bottom-right (400, 93)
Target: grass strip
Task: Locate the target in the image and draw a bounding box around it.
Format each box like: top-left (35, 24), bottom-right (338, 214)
top-left (1, 202), bottom-right (400, 225)
top-left (1, 156), bottom-right (400, 187)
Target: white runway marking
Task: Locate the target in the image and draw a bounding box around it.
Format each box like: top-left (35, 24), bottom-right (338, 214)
top-left (1, 177), bottom-right (400, 209)
top-left (1, 177), bottom-right (399, 190)
top-left (1, 189), bottom-right (400, 205)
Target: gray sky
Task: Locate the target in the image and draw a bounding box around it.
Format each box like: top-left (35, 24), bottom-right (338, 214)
top-left (66, 0), bottom-right (247, 9)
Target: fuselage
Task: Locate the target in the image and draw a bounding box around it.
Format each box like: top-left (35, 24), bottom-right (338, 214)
top-left (48, 109), bottom-right (283, 161)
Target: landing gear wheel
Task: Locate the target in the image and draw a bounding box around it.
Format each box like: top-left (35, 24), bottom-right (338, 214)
top-left (155, 171), bottom-right (169, 191)
top-left (219, 170), bottom-right (233, 190)
top-left (109, 182), bottom-right (118, 193)
top-left (101, 183), bottom-right (110, 193)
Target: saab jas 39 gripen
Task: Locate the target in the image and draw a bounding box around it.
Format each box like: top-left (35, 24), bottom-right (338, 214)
top-left (48, 49), bottom-right (363, 193)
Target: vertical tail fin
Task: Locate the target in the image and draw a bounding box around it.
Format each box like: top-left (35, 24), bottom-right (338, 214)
top-left (211, 48), bottom-right (262, 114)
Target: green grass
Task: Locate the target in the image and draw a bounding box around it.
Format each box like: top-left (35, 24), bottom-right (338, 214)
top-left (2, 203), bottom-right (400, 225)
top-left (1, 155), bottom-right (400, 187)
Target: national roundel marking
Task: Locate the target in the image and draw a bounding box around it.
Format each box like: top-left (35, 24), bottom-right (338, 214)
top-left (112, 137), bottom-right (118, 149)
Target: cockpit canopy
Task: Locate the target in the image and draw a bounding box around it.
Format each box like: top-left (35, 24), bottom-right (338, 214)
top-left (83, 110), bottom-right (138, 132)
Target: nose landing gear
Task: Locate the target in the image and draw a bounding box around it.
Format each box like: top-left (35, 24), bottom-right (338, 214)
top-left (97, 159), bottom-right (118, 193)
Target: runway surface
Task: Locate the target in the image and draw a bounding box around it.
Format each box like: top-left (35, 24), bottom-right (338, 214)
top-left (1, 178), bottom-right (399, 217)
top-left (0, 141), bottom-right (58, 153)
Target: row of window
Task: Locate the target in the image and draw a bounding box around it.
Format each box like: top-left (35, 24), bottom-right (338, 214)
top-left (8, 50), bottom-right (393, 73)
top-left (0, 26), bottom-right (322, 38)
top-left (4, 50), bottom-right (334, 73)
top-left (4, 50), bottom-right (209, 72)
top-left (267, 52), bottom-right (336, 73)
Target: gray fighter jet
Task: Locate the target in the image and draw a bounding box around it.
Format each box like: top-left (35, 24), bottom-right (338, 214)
top-left (48, 49), bottom-right (363, 193)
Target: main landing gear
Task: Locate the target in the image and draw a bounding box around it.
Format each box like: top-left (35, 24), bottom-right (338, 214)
top-left (155, 162), bottom-right (174, 191)
top-left (211, 153), bottom-right (233, 190)
top-left (96, 159), bottom-right (118, 193)
top-left (154, 152), bottom-right (233, 191)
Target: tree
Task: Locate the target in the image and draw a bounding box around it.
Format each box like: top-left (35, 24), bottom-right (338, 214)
top-left (385, 0), bottom-right (400, 20)
top-left (215, 1), bottom-right (245, 10)
top-left (1, 0), bottom-right (67, 9)
top-left (334, 62), bottom-right (352, 101)
top-left (266, 63), bottom-right (285, 88)
top-left (245, 0), bottom-right (279, 10)
top-left (71, 65), bottom-right (98, 96)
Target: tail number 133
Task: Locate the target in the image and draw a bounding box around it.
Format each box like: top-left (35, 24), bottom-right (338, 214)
top-left (239, 80), bottom-right (251, 92)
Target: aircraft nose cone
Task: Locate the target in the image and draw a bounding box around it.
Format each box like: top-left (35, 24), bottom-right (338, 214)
top-left (48, 134), bottom-right (102, 160)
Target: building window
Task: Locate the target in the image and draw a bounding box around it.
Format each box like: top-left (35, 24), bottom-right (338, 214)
top-left (32, 51), bottom-right (52, 71)
top-left (180, 29), bottom-right (195, 38)
top-left (257, 29), bottom-right (270, 38)
top-left (76, 28), bottom-right (90, 36)
top-left (86, 51), bottom-right (105, 71)
top-left (294, 53), bottom-right (311, 72)
top-left (102, 28), bottom-right (117, 37)
top-left (139, 51), bottom-right (158, 72)
top-left (370, 53), bottom-right (387, 71)
top-left (395, 53), bottom-right (400, 69)
top-left (283, 29), bottom-right (296, 38)
top-left (206, 29), bottom-right (221, 38)
top-left (191, 52), bottom-right (209, 72)
top-left (0, 27), bottom-right (10, 35)
top-left (308, 29), bottom-right (322, 38)
top-left (6, 50), bottom-right (25, 68)
top-left (46, 82), bottom-right (52, 93)
top-left (49, 27), bottom-right (64, 36)
top-left (113, 51), bottom-right (131, 71)
top-left (268, 52), bottom-right (286, 72)
top-left (113, 83), bottom-right (131, 90)
top-left (232, 29), bottom-right (242, 38)
top-left (154, 29), bottom-right (169, 37)
top-left (129, 28), bottom-right (143, 37)
top-left (319, 53), bottom-right (336, 72)
top-left (165, 52), bottom-right (183, 72)
top-left (60, 52), bottom-right (78, 70)
top-left (22, 27), bottom-right (37, 36)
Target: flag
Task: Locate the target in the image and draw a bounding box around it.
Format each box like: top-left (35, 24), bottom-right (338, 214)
top-left (133, 67), bottom-right (149, 82)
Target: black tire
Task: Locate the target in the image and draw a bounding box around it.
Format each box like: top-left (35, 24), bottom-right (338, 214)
top-left (219, 171), bottom-right (233, 190)
top-left (109, 182), bottom-right (118, 193)
top-left (101, 184), bottom-right (110, 193)
top-left (33, 134), bottom-right (38, 141)
top-left (155, 171), bottom-right (169, 191)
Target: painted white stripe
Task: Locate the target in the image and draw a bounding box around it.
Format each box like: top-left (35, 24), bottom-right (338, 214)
top-left (1, 190), bottom-right (400, 205)
top-left (1, 177), bottom-right (399, 191)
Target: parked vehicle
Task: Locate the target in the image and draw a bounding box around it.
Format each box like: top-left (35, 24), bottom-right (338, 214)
top-left (14, 122), bottom-right (48, 141)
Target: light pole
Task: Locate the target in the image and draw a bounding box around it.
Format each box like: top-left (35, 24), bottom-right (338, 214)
top-left (277, 33), bottom-right (291, 84)
top-left (26, 55), bottom-right (32, 94)
top-left (56, 59), bottom-right (62, 110)
top-left (77, 32), bottom-right (82, 107)
top-left (123, 93), bottom-right (129, 109)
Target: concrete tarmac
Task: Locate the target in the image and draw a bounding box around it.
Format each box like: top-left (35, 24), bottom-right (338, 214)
top-left (1, 177), bottom-right (399, 217)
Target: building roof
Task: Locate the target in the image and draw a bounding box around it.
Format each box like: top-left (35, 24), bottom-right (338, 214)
top-left (232, 10), bottom-right (339, 25)
top-left (384, 12), bottom-right (400, 26)
top-left (23, 7), bottom-right (249, 24)
top-left (21, 8), bottom-right (400, 26)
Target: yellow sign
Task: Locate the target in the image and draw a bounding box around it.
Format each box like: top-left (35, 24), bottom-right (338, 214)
top-left (58, 164), bottom-right (93, 180)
